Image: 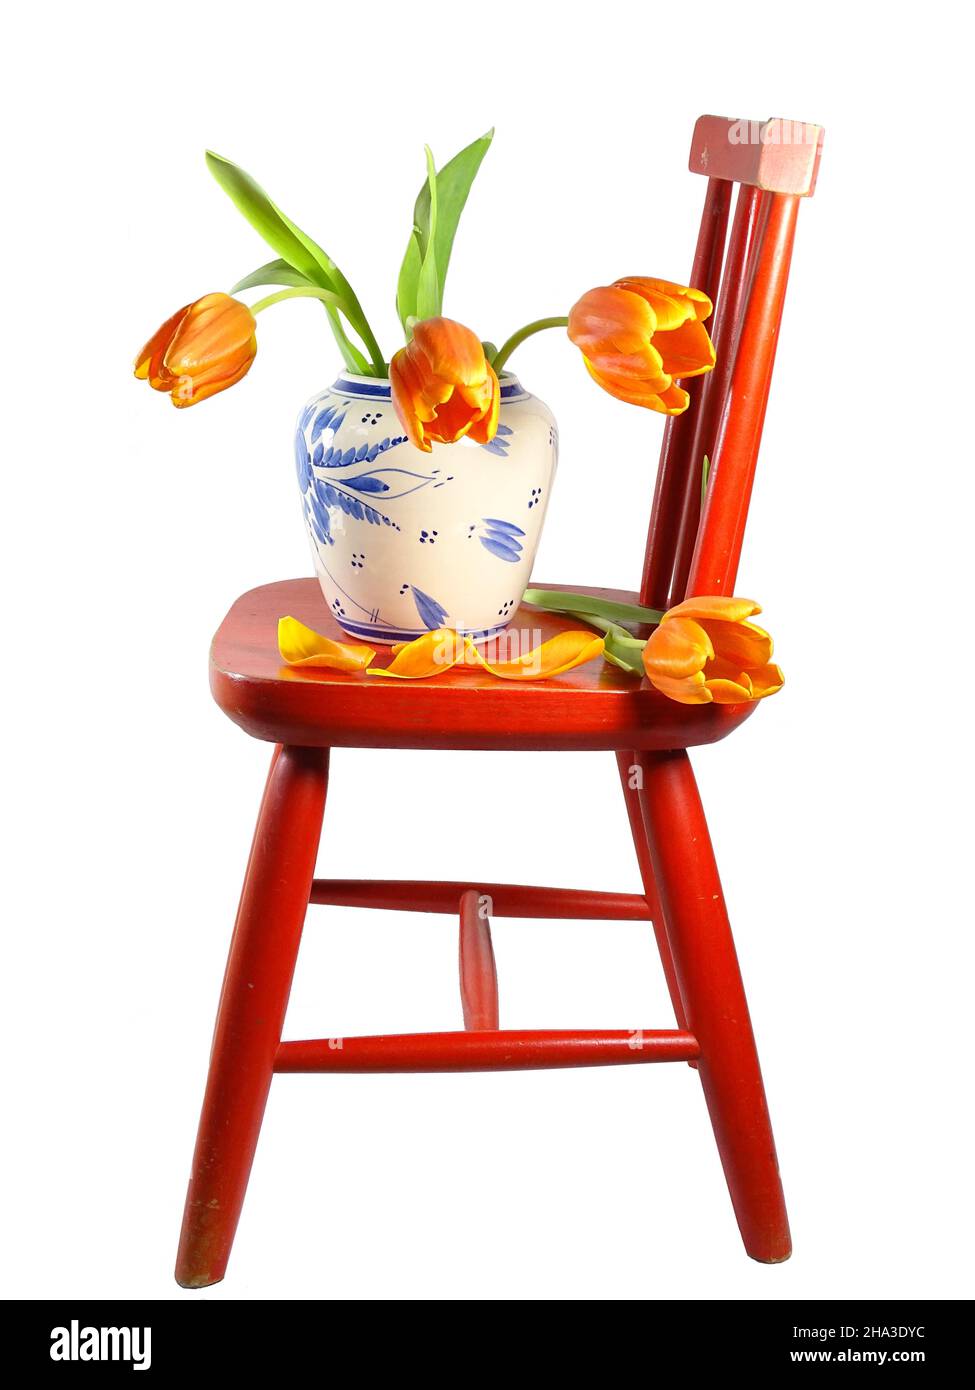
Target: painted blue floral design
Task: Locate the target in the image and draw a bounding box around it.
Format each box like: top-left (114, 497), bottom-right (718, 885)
top-left (410, 585), bottom-right (448, 630)
top-left (295, 399), bottom-right (431, 544)
top-left (481, 422), bottom-right (514, 457)
top-left (295, 429), bottom-right (314, 493)
top-left (315, 433), bottom-right (409, 468)
top-left (310, 402), bottom-right (347, 443)
top-left (477, 517), bottom-right (525, 563)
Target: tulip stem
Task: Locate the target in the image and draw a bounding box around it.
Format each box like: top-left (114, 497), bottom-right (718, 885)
top-left (491, 316), bottom-right (569, 374)
top-left (249, 287), bottom-right (387, 376)
top-left (249, 286), bottom-right (344, 315)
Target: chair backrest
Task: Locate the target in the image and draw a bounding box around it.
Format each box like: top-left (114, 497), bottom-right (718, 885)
top-left (640, 115), bottom-right (824, 609)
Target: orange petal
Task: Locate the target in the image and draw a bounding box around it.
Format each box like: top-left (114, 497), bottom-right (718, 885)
top-left (164, 293), bottom-right (256, 374)
top-left (277, 616), bottom-right (375, 670)
top-left (613, 277), bottom-right (713, 323)
top-left (704, 676), bottom-right (754, 703)
top-left (427, 387), bottom-right (479, 444)
top-left (367, 628), bottom-right (469, 678)
top-left (650, 382), bottom-right (692, 414)
top-left (614, 282), bottom-right (693, 332)
top-left (470, 630), bottom-right (604, 680)
top-left (134, 302), bottom-right (190, 389)
top-left (411, 317), bottom-right (489, 388)
top-left (646, 669), bottom-right (713, 704)
top-left (702, 618), bottom-right (773, 669)
top-left (652, 318), bottom-right (716, 379)
top-left (568, 286), bottom-right (658, 355)
top-left (389, 350), bottom-right (431, 451)
top-left (750, 662), bottom-right (785, 698)
top-left (467, 363), bottom-right (501, 444)
top-left (664, 595), bottom-right (762, 624)
top-left (582, 358), bottom-right (687, 413)
top-left (643, 617), bottom-right (713, 679)
top-left (170, 338), bottom-right (256, 407)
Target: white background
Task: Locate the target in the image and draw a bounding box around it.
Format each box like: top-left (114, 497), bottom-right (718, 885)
top-left (3, 0), bottom-right (973, 1302)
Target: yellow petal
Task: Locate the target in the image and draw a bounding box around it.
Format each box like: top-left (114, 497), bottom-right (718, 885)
top-left (646, 669), bottom-right (713, 704)
top-left (471, 630), bottom-right (604, 680)
top-left (750, 663), bottom-right (785, 698)
top-left (367, 628), bottom-right (469, 678)
top-left (277, 616), bottom-right (375, 670)
top-left (704, 675), bottom-right (754, 703)
top-left (664, 595), bottom-right (763, 624)
top-left (613, 277), bottom-right (713, 323)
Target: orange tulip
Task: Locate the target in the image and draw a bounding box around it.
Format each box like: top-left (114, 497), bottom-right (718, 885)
top-left (568, 276), bottom-right (715, 415)
top-left (642, 596), bottom-right (784, 704)
top-left (134, 292), bottom-right (257, 407)
top-left (390, 317), bottom-right (500, 452)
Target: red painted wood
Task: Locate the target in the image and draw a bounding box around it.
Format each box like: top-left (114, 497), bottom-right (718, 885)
top-left (310, 878), bottom-right (652, 921)
top-left (668, 185), bottom-right (767, 606)
top-left (274, 1029), bottom-right (700, 1072)
top-left (175, 745), bottom-right (329, 1289)
top-left (459, 889), bottom-right (499, 1030)
top-left (687, 194), bottom-right (800, 596)
top-left (640, 177), bottom-right (731, 608)
top-left (615, 751), bottom-right (688, 1034)
top-left (209, 580), bottom-right (754, 752)
top-left (635, 749), bottom-right (791, 1263)
top-left (689, 115), bottom-right (824, 196)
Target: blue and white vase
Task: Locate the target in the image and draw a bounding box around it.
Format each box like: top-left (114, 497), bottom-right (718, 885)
top-left (294, 372), bottom-right (558, 644)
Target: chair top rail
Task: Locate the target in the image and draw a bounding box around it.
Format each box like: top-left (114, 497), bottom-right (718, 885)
top-left (690, 115), bottom-right (824, 196)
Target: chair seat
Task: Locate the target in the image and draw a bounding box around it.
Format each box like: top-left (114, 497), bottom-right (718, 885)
top-left (210, 579), bottom-right (755, 752)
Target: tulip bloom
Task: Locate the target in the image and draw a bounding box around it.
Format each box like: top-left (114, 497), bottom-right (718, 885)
top-left (568, 277), bottom-right (715, 415)
top-left (134, 292), bottom-right (257, 407)
top-left (390, 317), bottom-right (500, 452)
top-left (642, 596), bottom-right (783, 704)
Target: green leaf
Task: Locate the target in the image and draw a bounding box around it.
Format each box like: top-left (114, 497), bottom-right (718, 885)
top-left (396, 233), bottom-right (422, 334)
top-left (231, 259), bottom-right (314, 294)
top-left (412, 128), bottom-right (492, 312)
top-left (415, 147), bottom-right (440, 320)
top-left (566, 609), bottom-right (647, 675)
top-left (701, 453), bottom-right (711, 509)
top-left (206, 151), bottom-right (384, 372)
top-left (523, 589), bottom-right (663, 626)
top-left (207, 151), bottom-right (338, 289)
top-left (325, 307), bottom-right (371, 375)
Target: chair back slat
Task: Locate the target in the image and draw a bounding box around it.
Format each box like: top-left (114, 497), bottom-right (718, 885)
top-left (640, 177), bottom-right (731, 608)
top-left (640, 116), bottom-right (822, 608)
top-left (666, 184), bottom-right (767, 608)
top-left (687, 193), bottom-right (799, 595)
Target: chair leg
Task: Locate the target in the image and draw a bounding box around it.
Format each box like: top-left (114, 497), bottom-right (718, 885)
top-left (635, 749), bottom-right (791, 1263)
top-left (614, 751), bottom-right (690, 1035)
top-left (175, 744), bottom-right (330, 1288)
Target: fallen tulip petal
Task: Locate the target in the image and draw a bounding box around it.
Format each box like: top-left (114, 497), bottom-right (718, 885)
top-left (367, 629), bottom-right (471, 678)
top-left (278, 616), bottom-right (375, 670)
top-left (470, 630), bottom-right (605, 680)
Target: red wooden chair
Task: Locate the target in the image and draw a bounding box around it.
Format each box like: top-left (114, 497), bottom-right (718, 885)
top-left (175, 114), bottom-right (824, 1287)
